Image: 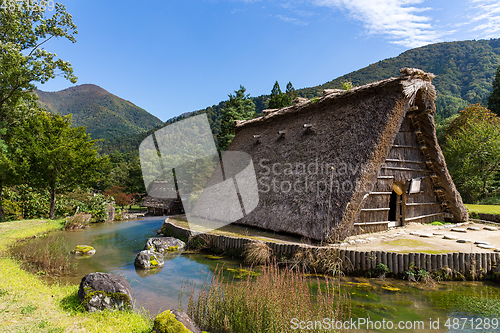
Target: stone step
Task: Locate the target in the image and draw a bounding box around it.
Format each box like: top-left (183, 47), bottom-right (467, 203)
top-left (477, 244), bottom-right (495, 249)
top-left (443, 235), bottom-right (458, 240)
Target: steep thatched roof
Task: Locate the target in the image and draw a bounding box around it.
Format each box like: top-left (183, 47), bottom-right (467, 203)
top-left (227, 68), bottom-right (467, 241)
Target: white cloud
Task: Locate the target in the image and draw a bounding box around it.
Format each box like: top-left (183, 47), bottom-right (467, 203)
top-left (469, 0), bottom-right (500, 38)
top-left (276, 14), bottom-right (309, 26)
top-left (312, 0), bottom-right (442, 47)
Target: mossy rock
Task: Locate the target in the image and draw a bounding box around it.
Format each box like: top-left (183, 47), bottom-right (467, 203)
top-left (144, 237), bottom-right (185, 254)
top-left (153, 310), bottom-right (202, 333)
top-left (134, 250), bottom-right (165, 269)
top-left (72, 245), bottom-right (96, 256)
top-left (78, 272), bottom-right (133, 312)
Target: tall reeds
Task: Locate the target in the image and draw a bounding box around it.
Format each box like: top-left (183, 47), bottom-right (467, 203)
top-left (187, 263), bottom-right (350, 333)
top-left (9, 234), bottom-right (76, 276)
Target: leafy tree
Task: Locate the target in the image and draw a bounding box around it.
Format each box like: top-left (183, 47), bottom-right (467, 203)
top-left (14, 112), bottom-right (108, 219)
top-left (104, 185), bottom-right (136, 209)
top-left (0, 3), bottom-right (77, 221)
top-left (443, 105), bottom-right (500, 202)
top-left (218, 86), bottom-right (256, 150)
top-left (444, 104), bottom-right (499, 139)
top-left (488, 64), bottom-right (500, 116)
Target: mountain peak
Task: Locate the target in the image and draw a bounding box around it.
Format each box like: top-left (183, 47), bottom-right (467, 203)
top-left (35, 84), bottom-right (163, 140)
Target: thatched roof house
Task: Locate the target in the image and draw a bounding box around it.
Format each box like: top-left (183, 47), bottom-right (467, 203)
top-left (141, 181), bottom-right (184, 216)
top-left (227, 68), bottom-right (468, 241)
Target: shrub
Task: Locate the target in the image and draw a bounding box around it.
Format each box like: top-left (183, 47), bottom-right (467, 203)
top-left (64, 213), bottom-right (92, 230)
top-left (243, 241), bottom-right (272, 265)
top-left (342, 81), bottom-right (353, 92)
top-left (290, 247), bottom-right (342, 275)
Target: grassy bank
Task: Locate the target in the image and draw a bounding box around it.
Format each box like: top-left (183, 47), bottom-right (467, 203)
top-left (465, 204), bottom-right (500, 215)
top-left (0, 219), bottom-right (152, 333)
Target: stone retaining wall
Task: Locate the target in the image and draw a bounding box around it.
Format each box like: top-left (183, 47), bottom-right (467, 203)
top-left (161, 219), bottom-right (500, 279)
top-left (474, 213), bottom-right (500, 224)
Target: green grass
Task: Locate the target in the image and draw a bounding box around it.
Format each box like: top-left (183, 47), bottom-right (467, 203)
top-left (466, 204), bottom-right (500, 215)
top-left (127, 205), bottom-right (147, 211)
top-left (0, 219), bottom-right (153, 332)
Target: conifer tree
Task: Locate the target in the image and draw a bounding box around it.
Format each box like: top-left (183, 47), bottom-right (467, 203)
top-left (218, 86), bottom-right (256, 150)
top-left (285, 81), bottom-right (297, 105)
top-left (268, 81), bottom-right (284, 109)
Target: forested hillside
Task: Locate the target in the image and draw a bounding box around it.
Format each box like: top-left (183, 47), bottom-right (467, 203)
top-left (35, 84), bottom-right (164, 140)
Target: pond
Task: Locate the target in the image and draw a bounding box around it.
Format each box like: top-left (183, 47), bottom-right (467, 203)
top-left (51, 217), bottom-right (500, 332)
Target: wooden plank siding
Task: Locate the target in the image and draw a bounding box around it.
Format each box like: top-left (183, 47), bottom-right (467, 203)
top-left (355, 115), bottom-right (444, 227)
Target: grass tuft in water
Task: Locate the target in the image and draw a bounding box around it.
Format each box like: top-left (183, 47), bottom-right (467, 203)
top-left (187, 262), bottom-right (350, 333)
top-left (9, 233), bottom-right (76, 277)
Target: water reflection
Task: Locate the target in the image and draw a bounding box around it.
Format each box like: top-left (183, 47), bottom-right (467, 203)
top-left (59, 217), bottom-right (240, 315)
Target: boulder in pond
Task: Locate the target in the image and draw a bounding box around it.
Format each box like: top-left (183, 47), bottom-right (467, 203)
top-left (78, 272), bottom-right (133, 312)
top-left (153, 309), bottom-right (202, 333)
top-left (144, 237), bottom-right (185, 254)
top-left (72, 245), bottom-right (96, 256)
top-left (134, 250), bottom-right (165, 269)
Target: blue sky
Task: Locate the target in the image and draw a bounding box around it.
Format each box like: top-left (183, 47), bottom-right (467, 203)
top-left (38, 0), bottom-right (500, 122)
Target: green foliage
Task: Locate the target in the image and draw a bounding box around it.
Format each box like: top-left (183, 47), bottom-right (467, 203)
top-left (342, 81), bottom-right (353, 92)
top-left (1, 186), bottom-right (111, 222)
top-left (0, 3), bottom-right (78, 221)
top-left (268, 81), bottom-right (296, 109)
top-left (443, 105), bottom-right (500, 202)
top-left (375, 263), bottom-right (390, 275)
top-left (56, 190), bottom-right (110, 221)
top-left (267, 81), bottom-right (283, 109)
top-left (488, 64), bottom-right (500, 116)
top-left (14, 111), bottom-right (109, 219)
top-left (218, 85), bottom-right (256, 150)
top-left (2, 186), bottom-right (47, 220)
top-left (434, 113), bottom-right (458, 146)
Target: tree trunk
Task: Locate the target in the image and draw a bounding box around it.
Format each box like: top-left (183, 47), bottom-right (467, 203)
top-left (0, 183), bottom-right (5, 222)
top-left (482, 175), bottom-right (488, 199)
top-left (49, 189), bottom-right (56, 220)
